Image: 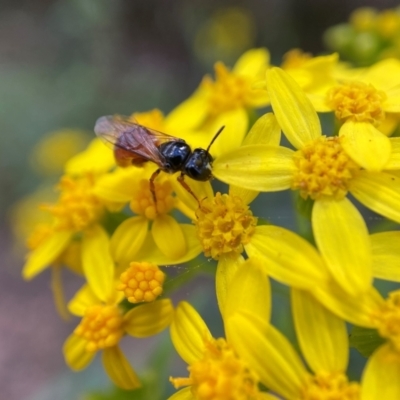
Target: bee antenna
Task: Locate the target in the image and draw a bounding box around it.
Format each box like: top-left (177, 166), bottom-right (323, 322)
top-left (206, 126), bottom-right (225, 153)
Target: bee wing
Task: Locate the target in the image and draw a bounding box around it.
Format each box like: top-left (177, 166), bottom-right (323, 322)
top-left (95, 115), bottom-right (176, 166)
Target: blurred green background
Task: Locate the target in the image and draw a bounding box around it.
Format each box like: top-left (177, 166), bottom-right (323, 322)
top-left (1, 1), bottom-right (399, 399)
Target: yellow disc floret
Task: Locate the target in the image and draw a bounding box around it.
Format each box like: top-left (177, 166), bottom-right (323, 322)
top-left (292, 136), bottom-right (361, 200)
top-left (130, 179), bottom-right (176, 220)
top-left (117, 261), bottom-right (165, 303)
top-left (194, 193), bottom-right (257, 260)
top-left (301, 371), bottom-right (360, 400)
top-left (327, 81), bottom-right (387, 125)
top-left (371, 290), bottom-right (400, 352)
top-left (74, 304), bottom-right (124, 352)
top-left (43, 174), bottom-right (104, 231)
top-left (170, 337), bottom-right (260, 400)
top-left (203, 62), bottom-right (252, 116)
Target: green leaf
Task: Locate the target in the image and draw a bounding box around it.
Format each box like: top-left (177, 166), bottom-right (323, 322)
top-left (349, 325), bottom-right (385, 358)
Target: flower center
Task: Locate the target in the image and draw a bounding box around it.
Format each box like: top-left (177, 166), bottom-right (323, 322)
top-left (326, 81), bottom-right (387, 125)
top-left (117, 261), bottom-right (165, 303)
top-left (203, 62), bottom-right (251, 116)
top-left (170, 337), bottom-right (260, 400)
top-left (301, 371), bottom-right (360, 400)
top-left (291, 136), bottom-right (361, 200)
top-left (43, 174), bottom-right (104, 231)
top-left (74, 304), bottom-right (124, 352)
top-left (130, 179), bottom-right (176, 220)
top-left (194, 193), bottom-right (257, 260)
top-left (371, 290), bottom-right (400, 352)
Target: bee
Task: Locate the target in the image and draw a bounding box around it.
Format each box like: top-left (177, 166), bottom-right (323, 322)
top-left (94, 115), bottom-right (224, 205)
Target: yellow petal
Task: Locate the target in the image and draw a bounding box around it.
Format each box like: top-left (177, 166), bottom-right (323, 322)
top-left (213, 144), bottom-right (296, 191)
top-left (233, 48), bottom-right (270, 78)
top-left (209, 109), bottom-right (248, 158)
top-left (266, 68), bottom-right (321, 149)
top-left (167, 387), bottom-right (194, 400)
top-left (350, 171), bottom-right (400, 223)
top-left (170, 301), bottom-right (211, 365)
top-left (229, 185), bottom-right (259, 206)
top-left (224, 258), bottom-right (271, 324)
top-left (68, 283), bottom-right (99, 316)
top-left (227, 311), bottom-right (308, 399)
top-left (340, 121), bottom-right (391, 171)
top-left (312, 280), bottom-right (384, 327)
top-left (245, 225), bottom-right (329, 289)
top-left (65, 138), bottom-right (115, 176)
top-left (371, 231), bottom-right (400, 281)
top-left (385, 137), bottom-right (400, 170)
top-left (102, 346), bottom-right (141, 390)
top-left (22, 230), bottom-right (72, 280)
top-left (93, 167), bottom-right (139, 204)
top-left (152, 215), bottom-right (186, 259)
top-left (291, 289), bottom-right (348, 373)
top-left (135, 224), bottom-right (202, 266)
top-left (171, 176), bottom-right (213, 214)
top-left (361, 343), bottom-right (400, 400)
top-left (50, 266), bottom-right (70, 320)
top-left (383, 86), bottom-right (400, 112)
top-left (124, 298), bottom-right (174, 338)
top-left (242, 112), bottom-right (281, 147)
top-left (63, 333), bottom-right (95, 371)
top-left (362, 58), bottom-right (400, 90)
top-left (165, 89), bottom-right (208, 131)
top-left (215, 254), bottom-right (244, 318)
top-left (110, 216), bottom-right (148, 266)
top-left (312, 198), bottom-right (372, 295)
top-left (81, 225), bottom-right (114, 302)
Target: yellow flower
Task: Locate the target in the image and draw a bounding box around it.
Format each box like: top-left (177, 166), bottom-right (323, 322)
top-left (211, 67), bottom-right (400, 294)
top-left (22, 173), bottom-right (115, 303)
top-left (169, 48), bottom-right (269, 145)
top-left (94, 164), bottom-right (204, 270)
top-left (117, 261), bottom-right (166, 303)
top-left (193, 185), bottom-right (331, 297)
top-left (228, 295), bottom-right (362, 400)
top-left (307, 283), bottom-right (400, 399)
top-left (312, 59), bottom-right (400, 170)
top-left (169, 260), bottom-right (273, 399)
top-left (65, 137), bottom-right (116, 176)
top-left (281, 49), bottom-right (339, 101)
top-left (63, 283), bottom-right (173, 390)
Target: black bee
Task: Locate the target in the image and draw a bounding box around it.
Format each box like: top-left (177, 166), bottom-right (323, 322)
top-left (95, 115), bottom-right (224, 204)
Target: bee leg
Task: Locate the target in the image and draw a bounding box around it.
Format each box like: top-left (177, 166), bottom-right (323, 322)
top-left (177, 173), bottom-right (202, 208)
top-left (150, 168), bottom-right (161, 205)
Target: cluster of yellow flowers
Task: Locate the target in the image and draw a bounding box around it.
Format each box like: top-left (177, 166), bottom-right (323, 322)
top-left (17, 14), bottom-right (400, 400)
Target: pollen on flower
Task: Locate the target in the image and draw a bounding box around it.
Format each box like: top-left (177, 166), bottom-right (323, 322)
top-left (130, 179), bottom-right (175, 220)
top-left (327, 81), bottom-right (387, 125)
top-left (291, 136), bottom-right (361, 200)
top-left (194, 192), bottom-right (257, 260)
top-left (170, 337), bottom-right (260, 400)
top-left (42, 174), bottom-right (104, 231)
top-left (74, 304), bottom-right (124, 352)
top-left (117, 261), bottom-right (165, 303)
top-left (203, 62), bottom-right (252, 116)
top-left (301, 371), bottom-right (360, 400)
top-left (371, 290), bottom-right (400, 352)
